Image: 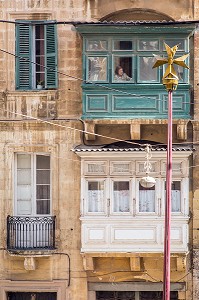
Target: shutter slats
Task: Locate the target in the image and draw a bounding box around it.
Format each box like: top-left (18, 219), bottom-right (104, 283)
top-left (45, 24), bottom-right (57, 88)
top-left (16, 23), bottom-right (32, 90)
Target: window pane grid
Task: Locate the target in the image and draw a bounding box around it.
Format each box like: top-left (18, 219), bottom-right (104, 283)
top-left (85, 37), bottom-right (188, 84)
top-left (16, 154), bottom-right (51, 216)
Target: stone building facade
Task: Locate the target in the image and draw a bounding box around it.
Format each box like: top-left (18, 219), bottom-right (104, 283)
top-left (0, 0), bottom-right (199, 299)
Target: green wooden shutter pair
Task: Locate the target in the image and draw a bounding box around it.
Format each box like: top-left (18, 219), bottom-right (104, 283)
top-left (15, 21), bottom-right (57, 90)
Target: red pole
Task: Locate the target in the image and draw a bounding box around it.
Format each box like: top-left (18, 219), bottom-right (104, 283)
top-left (163, 89), bottom-right (172, 300)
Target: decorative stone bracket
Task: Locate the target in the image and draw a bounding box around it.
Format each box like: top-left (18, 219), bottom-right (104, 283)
top-left (84, 120), bottom-right (188, 141)
top-left (24, 257), bottom-right (36, 271)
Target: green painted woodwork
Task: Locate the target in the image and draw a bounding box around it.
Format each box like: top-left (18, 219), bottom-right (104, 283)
top-left (75, 24), bottom-right (195, 35)
top-left (16, 22), bottom-right (32, 90)
top-left (45, 24), bottom-right (58, 88)
top-left (16, 21), bottom-right (57, 90)
top-left (82, 85), bottom-right (190, 119)
top-left (77, 25), bottom-right (193, 120)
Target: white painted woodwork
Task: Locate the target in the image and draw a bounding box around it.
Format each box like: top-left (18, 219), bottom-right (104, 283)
top-left (81, 218), bottom-right (188, 252)
top-left (77, 151), bottom-right (191, 253)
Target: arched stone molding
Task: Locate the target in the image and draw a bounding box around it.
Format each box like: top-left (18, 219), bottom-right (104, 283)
top-left (88, 0), bottom-right (193, 22)
top-left (100, 8), bottom-right (174, 22)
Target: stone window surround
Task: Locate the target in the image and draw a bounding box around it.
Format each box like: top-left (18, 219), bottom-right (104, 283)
top-left (0, 280), bottom-right (67, 300)
top-left (6, 12), bottom-right (53, 92)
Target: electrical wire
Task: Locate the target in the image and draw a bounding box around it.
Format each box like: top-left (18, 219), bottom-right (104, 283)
top-left (0, 19), bottom-right (199, 26)
top-left (0, 22), bottom-right (196, 148)
top-left (0, 47), bottom-right (178, 102)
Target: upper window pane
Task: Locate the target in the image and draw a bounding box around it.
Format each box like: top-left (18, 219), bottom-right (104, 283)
top-left (88, 56), bottom-right (107, 81)
top-left (113, 181), bottom-right (130, 212)
top-left (163, 39), bottom-right (185, 51)
top-left (138, 40), bottom-right (159, 51)
top-left (113, 40), bottom-right (133, 50)
top-left (87, 40), bottom-right (107, 51)
top-left (36, 155), bottom-right (50, 169)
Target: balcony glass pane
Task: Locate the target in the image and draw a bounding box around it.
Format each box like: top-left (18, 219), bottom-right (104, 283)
top-left (88, 56), bottom-right (107, 81)
top-left (139, 183), bottom-right (155, 212)
top-left (138, 56), bottom-right (157, 81)
top-left (113, 40), bottom-right (133, 50)
top-left (88, 181), bottom-right (105, 212)
top-left (138, 40), bottom-right (159, 51)
top-left (113, 181), bottom-right (130, 212)
top-left (87, 40), bottom-right (107, 51)
top-left (165, 181), bottom-right (181, 212)
top-left (113, 56), bottom-right (133, 82)
top-left (163, 39), bottom-right (185, 51)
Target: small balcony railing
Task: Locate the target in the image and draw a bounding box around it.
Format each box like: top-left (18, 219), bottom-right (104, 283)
top-left (7, 215), bottom-right (56, 250)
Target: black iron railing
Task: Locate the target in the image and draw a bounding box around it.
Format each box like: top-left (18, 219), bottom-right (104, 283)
top-left (7, 215), bottom-right (56, 250)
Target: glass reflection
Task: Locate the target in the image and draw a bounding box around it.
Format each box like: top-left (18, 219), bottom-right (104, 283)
top-left (88, 57), bottom-right (107, 81)
top-left (87, 40), bottom-right (107, 51)
top-left (139, 56), bottom-right (157, 81)
top-left (139, 40), bottom-right (159, 51)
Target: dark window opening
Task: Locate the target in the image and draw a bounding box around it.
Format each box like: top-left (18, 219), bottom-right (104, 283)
top-left (96, 291), bottom-right (178, 300)
top-left (7, 292), bottom-right (57, 300)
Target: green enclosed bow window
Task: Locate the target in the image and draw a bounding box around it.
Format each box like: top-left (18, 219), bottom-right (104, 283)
top-left (15, 21), bottom-right (58, 90)
top-left (84, 37), bottom-right (188, 84)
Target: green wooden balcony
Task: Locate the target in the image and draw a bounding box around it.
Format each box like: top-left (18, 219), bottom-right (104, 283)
top-left (82, 84), bottom-right (191, 119)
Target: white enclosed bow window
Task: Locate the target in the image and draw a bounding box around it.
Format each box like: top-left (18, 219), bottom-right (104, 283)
top-left (77, 151), bottom-right (190, 252)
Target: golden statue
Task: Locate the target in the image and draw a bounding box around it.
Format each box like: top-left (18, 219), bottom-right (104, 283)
top-left (153, 42), bottom-right (189, 90)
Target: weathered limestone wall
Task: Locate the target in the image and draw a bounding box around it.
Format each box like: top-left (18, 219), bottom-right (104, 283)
top-left (0, 0), bottom-right (197, 299)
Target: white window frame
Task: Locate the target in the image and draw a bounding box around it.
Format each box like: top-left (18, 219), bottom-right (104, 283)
top-left (80, 154), bottom-right (190, 219)
top-left (83, 178), bottom-right (108, 216)
top-left (161, 177), bottom-right (189, 216)
top-left (14, 153), bottom-right (51, 216)
top-left (110, 178), bottom-right (134, 215)
top-left (135, 178), bottom-right (161, 216)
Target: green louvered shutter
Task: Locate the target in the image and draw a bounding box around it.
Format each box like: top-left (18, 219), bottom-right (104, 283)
top-left (45, 24), bottom-right (57, 88)
top-left (16, 22), bottom-right (32, 90)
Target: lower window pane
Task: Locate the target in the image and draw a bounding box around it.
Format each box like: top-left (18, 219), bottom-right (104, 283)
top-left (36, 200), bottom-right (50, 214)
top-left (113, 181), bottom-right (130, 212)
top-left (88, 181), bottom-right (105, 212)
top-left (37, 185), bottom-right (50, 199)
top-left (139, 183), bottom-right (155, 212)
top-left (165, 181), bottom-right (181, 212)
top-left (139, 56), bottom-right (157, 81)
top-left (88, 57), bottom-right (107, 81)
top-left (113, 57), bottom-right (133, 82)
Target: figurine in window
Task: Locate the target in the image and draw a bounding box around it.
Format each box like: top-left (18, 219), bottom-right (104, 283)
top-left (114, 66), bottom-right (131, 81)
